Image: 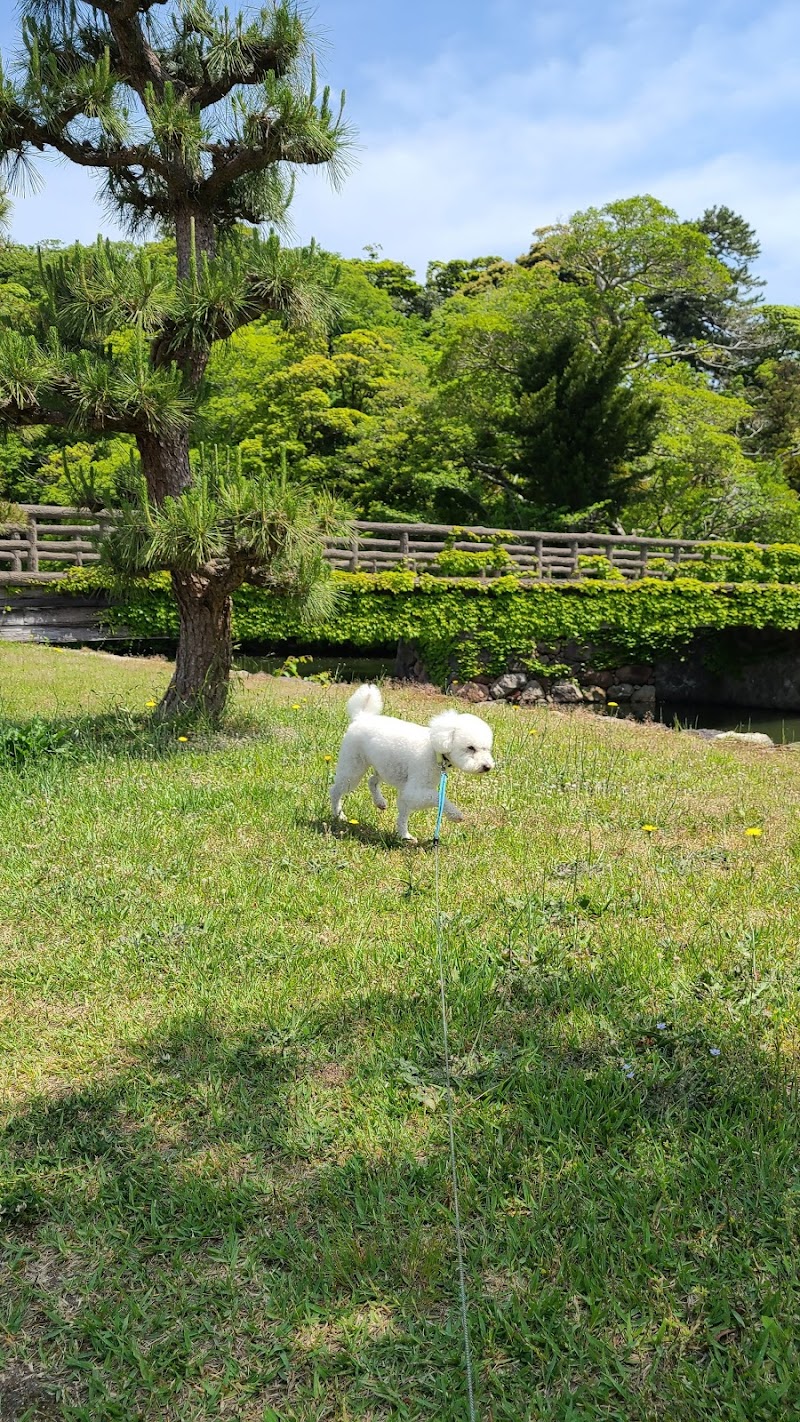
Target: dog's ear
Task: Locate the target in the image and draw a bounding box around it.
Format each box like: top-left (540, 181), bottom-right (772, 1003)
top-left (428, 711), bottom-right (458, 755)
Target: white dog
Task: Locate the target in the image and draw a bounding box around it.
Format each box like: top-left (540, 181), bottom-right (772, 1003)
top-left (330, 684), bottom-right (494, 841)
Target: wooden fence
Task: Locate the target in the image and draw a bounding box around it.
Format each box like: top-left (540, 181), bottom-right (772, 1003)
top-left (0, 505), bottom-right (750, 584)
top-left (0, 506), bottom-right (112, 583)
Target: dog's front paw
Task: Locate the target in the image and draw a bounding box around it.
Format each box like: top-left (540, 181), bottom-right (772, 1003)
top-left (447, 808), bottom-right (465, 823)
top-left (399, 832), bottom-right (418, 844)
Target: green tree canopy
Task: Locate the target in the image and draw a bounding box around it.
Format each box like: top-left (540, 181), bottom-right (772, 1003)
top-left (0, 0), bottom-right (352, 717)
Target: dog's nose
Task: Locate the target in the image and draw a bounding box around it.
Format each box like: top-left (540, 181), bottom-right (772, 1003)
top-left (481, 761), bottom-right (493, 772)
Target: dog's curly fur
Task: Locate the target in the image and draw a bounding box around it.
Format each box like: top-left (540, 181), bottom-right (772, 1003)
top-left (330, 684), bottom-right (494, 841)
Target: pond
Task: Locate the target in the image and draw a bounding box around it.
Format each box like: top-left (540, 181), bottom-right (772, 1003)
top-left (233, 651), bottom-right (394, 683)
top-left (655, 702), bottom-right (800, 744)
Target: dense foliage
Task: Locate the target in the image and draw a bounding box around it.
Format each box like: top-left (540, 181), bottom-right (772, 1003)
top-left (0, 0), bottom-right (354, 717)
top-left (51, 565), bottom-right (800, 685)
top-left (3, 191), bottom-right (800, 540)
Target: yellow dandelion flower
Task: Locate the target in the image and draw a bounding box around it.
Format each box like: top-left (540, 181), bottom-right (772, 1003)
top-left (528, 729), bottom-right (538, 735)
top-left (177, 736), bottom-right (189, 743)
top-left (324, 754), bottom-right (332, 763)
top-left (744, 826), bottom-right (763, 836)
top-left (348, 818), bottom-right (358, 825)
top-left (291, 703), bottom-right (300, 710)
top-left (608, 701), bottom-right (619, 708)
top-left (642, 824), bottom-right (657, 833)
top-left (146, 700), bottom-right (157, 708)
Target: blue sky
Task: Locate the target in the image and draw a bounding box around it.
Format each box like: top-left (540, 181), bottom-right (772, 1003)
top-left (1, 0), bottom-right (798, 301)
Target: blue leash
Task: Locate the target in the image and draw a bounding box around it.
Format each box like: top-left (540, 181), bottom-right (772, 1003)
top-left (431, 764), bottom-right (477, 1420)
top-left (433, 768), bottom-right (448, 845)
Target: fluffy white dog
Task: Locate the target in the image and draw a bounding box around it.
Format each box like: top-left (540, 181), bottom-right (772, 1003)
top-left (330, 684), bottom-right (494, 841)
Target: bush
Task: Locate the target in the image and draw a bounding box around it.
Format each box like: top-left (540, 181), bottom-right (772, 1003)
top-left (576, 554), bottom-right (625, 581)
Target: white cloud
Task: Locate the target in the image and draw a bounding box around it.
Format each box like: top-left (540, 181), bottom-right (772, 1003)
top-left (7, 0), bottom-right (800, 302)
top-left (290, 0), bottom-right (800, 298)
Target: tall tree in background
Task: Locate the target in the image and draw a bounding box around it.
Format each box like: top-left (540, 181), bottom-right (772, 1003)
top-left (0, 0), bottom-right (350, 716)
top-left (503, 325), bottom-right (660, 521)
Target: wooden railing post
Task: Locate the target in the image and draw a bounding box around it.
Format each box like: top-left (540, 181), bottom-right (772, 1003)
top-left (27, 517), bottom-right (38, 574)
top-left (349, 534), bottom-right (359, 573)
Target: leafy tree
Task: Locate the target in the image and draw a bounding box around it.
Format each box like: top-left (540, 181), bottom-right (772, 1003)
top-left (648, 206), bottom-right (775, 378)
top-left (425, 255), bottom-right (513, 306)
top-left (520, 196), bottom-right (729, 331)
top-left (0, 496), bottom-right (25, 532)
top-left (0, 0), bottom-right (351, 717)
top-left (425, 265), bottom-right (659, 524)
top-left (625, 366), bottom-right (800, 540)
top-left (352, 250), bottom-right (428, 317)
top-left (37, 437), bottom-right (138, 510)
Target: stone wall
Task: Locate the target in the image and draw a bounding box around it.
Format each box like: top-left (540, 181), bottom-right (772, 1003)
top-left (395, 638), bottom-right (657, 715)
top-left (396, 625), bottom-right (800, 715)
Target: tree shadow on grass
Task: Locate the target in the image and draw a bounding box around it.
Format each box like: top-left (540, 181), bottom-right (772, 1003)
top-left (0, 706), bottom-right (279, 775)
top-left (2, 977), bottom-right (800, 1421)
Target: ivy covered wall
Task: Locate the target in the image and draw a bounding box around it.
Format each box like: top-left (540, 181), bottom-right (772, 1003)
top-left (54, 567), bottom-right (800, 686)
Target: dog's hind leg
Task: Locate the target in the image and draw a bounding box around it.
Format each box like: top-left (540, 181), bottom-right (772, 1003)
top-left (330, 744), bottom-right (368, 822)
top-left (368, 772), bottom-right (387, 811)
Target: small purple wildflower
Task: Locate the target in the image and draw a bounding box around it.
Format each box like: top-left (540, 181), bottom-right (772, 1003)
top-left (656, 1022), bottom-right (666, 1031)
top-left (710, 1047), bottom-right (721, 1057)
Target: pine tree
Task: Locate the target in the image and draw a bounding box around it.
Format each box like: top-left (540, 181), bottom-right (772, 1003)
top-left (0, 1), bottom-right (350, 717)
top-left (505, 327), bottom-right (660, 522)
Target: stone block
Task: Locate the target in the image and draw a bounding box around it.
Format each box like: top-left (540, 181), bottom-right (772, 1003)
top-left (519, 681), bottom-right (545, 704)
top-left (490, 671), bottom-right (528, 699)
top-left (550, 680), bottom-right (584, 704)
top-left (455, 680), bottom-right (490, 703)
top-left (583, 670), bottom-right (615, 690)
top-left (614, 664), bottom-right (653, 684)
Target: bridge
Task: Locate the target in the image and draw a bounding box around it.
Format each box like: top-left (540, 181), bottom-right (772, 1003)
top-left (0, 504), bottom-right (754, 584)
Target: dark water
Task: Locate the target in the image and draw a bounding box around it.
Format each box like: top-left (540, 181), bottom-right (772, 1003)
top-left (655, 702), bottom-right (800, 744)
top-left (234, 651), bottom-right (394, 683)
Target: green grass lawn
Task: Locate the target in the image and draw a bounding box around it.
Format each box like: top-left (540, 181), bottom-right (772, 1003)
top-left (3, 643), bottom-right (800, 1420)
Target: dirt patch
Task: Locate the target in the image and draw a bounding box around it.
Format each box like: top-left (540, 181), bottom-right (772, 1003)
top-left (311, 1061), bottom-right (350, 1088)
top-left (0, 1363), bottom-right (72, 1420)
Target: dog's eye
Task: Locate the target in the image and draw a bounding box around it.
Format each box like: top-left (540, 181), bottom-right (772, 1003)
top-left (466, 745), bottom-right (476, 752)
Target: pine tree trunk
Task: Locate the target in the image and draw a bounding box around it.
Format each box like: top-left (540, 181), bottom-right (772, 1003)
top-left (137, 430), bottom-right (232, 720)
top-left (160, 571), bottom-right (233, 719)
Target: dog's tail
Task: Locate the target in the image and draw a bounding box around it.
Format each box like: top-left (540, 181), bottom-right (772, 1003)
top-left (346, 683), bottom-right (383, 721)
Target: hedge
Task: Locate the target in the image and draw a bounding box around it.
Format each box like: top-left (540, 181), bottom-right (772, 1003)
top-left (52, 567), bottom-right (800, 684)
